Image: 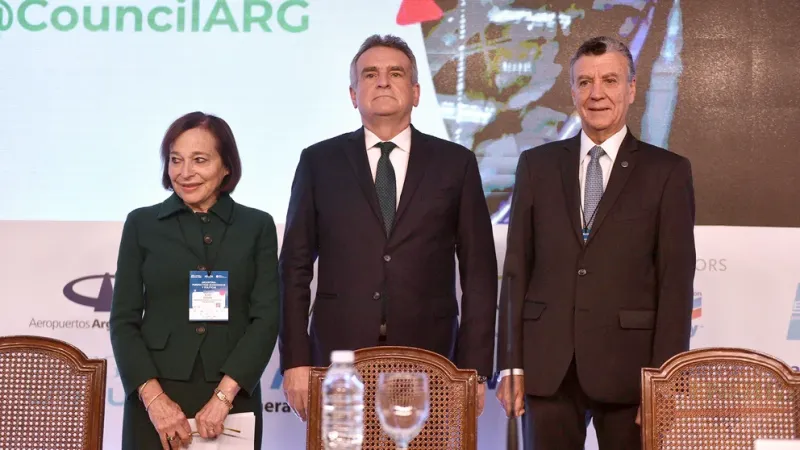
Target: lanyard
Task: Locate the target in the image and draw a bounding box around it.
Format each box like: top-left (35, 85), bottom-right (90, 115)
top-left (176, 213), bottom-right (229, 275)
top-left (580, 201), bottom-right (600, 242)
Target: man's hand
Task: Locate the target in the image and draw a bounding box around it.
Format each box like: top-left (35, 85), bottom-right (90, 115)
top-left (477, 383), bottom-right (486, 417)
top-left (282, 366), bottom-right (311, 421)
top-left (635, 406), bottom-right (642, 426)
top-left (496, 375), bottom-right (525, 417)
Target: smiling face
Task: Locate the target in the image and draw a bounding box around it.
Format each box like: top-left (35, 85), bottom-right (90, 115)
top-left (167, 127), bottom-right (229, 212)
top-left (571, 51), bottom-right (636, 143)
top-left (349, 45), bottom-right (420, 124)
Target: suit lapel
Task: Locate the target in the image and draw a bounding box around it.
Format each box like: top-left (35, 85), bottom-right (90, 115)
top-left (586, 130), bottom-right (639, 242)
top-left (560, 134), bottom-right (584, 245)
top-left (343, 127), bottom-right (383, 226)
top-left (394, 125), bottom-right (433, 225)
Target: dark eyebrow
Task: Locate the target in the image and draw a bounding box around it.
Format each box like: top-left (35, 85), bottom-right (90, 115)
top-left (170, 151), bottom-right (210, 157)
top-left (361, 66), bottom-right (406, 76)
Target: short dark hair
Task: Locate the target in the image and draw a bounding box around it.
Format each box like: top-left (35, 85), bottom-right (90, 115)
top-left (569, 36), bottom-right (636, 85)
top-left (350, 34), bottom-right (418, 87)
top-left (160, 111), bottom-right (242, 193)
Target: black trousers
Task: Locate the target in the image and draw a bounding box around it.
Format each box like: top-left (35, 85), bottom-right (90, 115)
top-left (522, 357), bottom-right (641, 450)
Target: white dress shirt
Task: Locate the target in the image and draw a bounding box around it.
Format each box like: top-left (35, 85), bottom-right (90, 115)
top-left (498, 126), bottom-right (628, 381)
top-left (579, 126), bottom-right (626, 213)
top-left (364, 126), bottom-right (411, 208)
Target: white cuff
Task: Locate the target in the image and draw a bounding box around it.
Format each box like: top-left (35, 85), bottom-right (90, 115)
top-left (497, 368), bottom-right (524, 380)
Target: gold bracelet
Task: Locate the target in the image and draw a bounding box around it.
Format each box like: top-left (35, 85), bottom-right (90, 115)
top-left (145, 391), bottom-right (165, 412)
top-left (137, 380), bottom-right (150, 401)
top-left (213, 388), bottom-right (233, 410)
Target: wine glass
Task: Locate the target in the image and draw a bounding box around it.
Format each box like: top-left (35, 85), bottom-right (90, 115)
top-left (375, 372), bottom-right (430, 449)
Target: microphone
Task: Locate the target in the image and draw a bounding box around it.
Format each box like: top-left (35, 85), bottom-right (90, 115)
top-left (505, 275), bottom-right (519, 450)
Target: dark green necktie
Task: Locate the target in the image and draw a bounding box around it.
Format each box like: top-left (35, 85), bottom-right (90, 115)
top-left (374, 141), bottom-right (397, 236)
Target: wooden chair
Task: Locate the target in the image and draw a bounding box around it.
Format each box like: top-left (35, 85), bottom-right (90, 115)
top-left (306, 346), bottom-right (478, 449)
top-left (0, 335), bottom-right (107, 450)
top-left (641, 347), bottom-right (800, 450)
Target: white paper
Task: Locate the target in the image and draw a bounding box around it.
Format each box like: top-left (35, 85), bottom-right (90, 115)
top-left (186, 412), bottom-right (256, 450)
top-left (755, 440), bottom-right (800, 450)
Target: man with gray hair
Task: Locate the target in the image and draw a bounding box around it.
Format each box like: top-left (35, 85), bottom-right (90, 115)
top-left (279, 34), bottom-right (498, 422)
top-left (496, 36), bottom-right (696, 449)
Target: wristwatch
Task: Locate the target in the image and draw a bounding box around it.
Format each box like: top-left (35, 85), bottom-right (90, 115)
top-left (214, 388), bottom-right (234, 410)
top-left (476, 375), bottom-right (487, 384)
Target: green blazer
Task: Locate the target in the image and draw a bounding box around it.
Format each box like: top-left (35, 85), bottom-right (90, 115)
top-left (110, 193), bottom-right (279, 398)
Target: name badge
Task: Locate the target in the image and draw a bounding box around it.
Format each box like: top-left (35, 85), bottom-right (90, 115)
top-left (189, 271), bottom-right (229, 322)
top-left (582, 229), bottom-right (590, 242)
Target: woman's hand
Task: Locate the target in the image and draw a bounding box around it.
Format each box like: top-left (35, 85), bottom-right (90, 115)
top-left (144, 389), bottom-right (193, 449)
top-left (195, 376), bottom-right (241, 439)
top-left (195, 395), bottom-right (232, 439)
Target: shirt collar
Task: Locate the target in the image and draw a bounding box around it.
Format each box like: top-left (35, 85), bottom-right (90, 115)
top-left (156, 192), bottom-right (235, 224)
top-left (364, 125), bottom-right (412, 153)
top-left (580, 126), bottom-right (627, 162)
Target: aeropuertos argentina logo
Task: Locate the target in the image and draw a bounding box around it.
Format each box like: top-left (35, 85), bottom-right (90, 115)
top-left (0, 0), bottom-right (309, 33)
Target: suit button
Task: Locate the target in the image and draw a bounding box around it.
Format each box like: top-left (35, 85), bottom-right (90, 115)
top-left (373, 292), bottom-right (381, 300)
top-left (197, 265), bottom-right (207, 271)
top-left (203, 235), bottom-right (213, 245)
top-left (195, 326), bottom-right (206, 334)
top-left (383, 255), bottom-right (391, 262)
top-left (577, 268), bottom-right (587, 276)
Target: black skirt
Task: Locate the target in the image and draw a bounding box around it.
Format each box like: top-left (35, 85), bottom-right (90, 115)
top-left (121, 356), bottom-right (263, 449)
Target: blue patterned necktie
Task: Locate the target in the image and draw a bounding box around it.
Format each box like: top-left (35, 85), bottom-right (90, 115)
top-left (583, 145), bottom-right (605, 239)
top-left (374, 141), bottom-right (397, 236)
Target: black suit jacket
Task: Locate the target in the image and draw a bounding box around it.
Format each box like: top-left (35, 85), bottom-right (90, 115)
top-left (497, 129), bottom-right (696, 404)
top-left (279, 126), bottom-right (497, 377)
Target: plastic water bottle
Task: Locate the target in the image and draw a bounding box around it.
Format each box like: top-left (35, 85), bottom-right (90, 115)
top-left (322, 350), bottom-right (364, 449)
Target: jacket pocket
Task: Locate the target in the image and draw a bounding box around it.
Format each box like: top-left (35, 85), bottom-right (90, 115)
top-left (141, 325), bottom-right (170, 350)
top-left (618, 310), bottom-right (656, 329)
top-left (522, 301), bottom-right (547, 320)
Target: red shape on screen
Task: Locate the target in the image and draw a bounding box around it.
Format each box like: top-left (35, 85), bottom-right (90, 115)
top-left (397, 0), bottom-right (443, 25)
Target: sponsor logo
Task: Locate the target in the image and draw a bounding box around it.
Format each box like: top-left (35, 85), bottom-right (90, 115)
top-left (0, 0), bottom-right (308, 33)
top-left (396, 0), bottom-right (442, 25)
top-left (695, 258), bottom-right (727, 272)
top-left (28, 273), bottom-right (112, 331)
top-left (787, 284), bottom-right (800, 341)
top-left (264, 400), bottom-right (292, 413)
top-left (690, 291), bottom-right (702, 338)
top-left (63, 273), bottom-right (113, 312)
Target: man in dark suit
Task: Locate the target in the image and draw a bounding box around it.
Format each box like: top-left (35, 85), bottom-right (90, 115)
top-left (279, 34), bottom-right (498, 422)
top-left (495, 36), bottom-right (696, 449)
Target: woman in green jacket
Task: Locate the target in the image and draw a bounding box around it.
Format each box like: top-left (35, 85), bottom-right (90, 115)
top-left (110, 111), bottom-right (279, 449)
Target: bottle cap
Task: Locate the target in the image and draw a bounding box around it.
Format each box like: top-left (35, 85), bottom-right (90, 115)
top-left (330, 350), bottom-right (355, 364)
